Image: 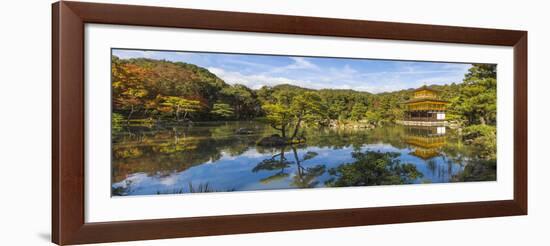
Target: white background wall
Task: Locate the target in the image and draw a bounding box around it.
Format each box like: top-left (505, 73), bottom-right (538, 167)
top-left (0, 0), bottom-right (547, 245)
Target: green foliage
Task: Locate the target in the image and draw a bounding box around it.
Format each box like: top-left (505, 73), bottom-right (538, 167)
top-left (453, 159), bottom-right (496, 182)
top-left (112, 113), bottom-right (125, 132)
top-left (350, 103), bottom-right (368, 121)
top-left (325, 151), bottom-right (423, 187)
top-left (318, 89), bottom-right (370, 121)
top-left (211, 103), bottom-right (235, 119)
top-left (451, 64), bottom-right (497, 125)
top-left (157, 95), bottom-right (202, 121)
top-left (462, 124), bottom-right (497, 160)
top-left (464, 64), bottom-right (496, 81)
top-left (364, 110), bottom-right (382, 125)
top-left (221, 84), bottom-right (261, 119)
top-left (262, 90), bottom-right (327, 139)
top-left (290, 92), bottom-right (327, 131)
top-left (262, 103), bottom-right (292, 138)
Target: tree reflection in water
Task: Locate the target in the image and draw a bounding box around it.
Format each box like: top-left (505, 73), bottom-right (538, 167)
top-left (253, 146), bottom-right (326, 188)
top-left (253, 147), bottom-right (293, 184)
top-left (325, 151), bottom-right (423, 187)
top-left (290, 148), bottom-right (326, 188)
top-left (111, 122), bottom-right (495, 196)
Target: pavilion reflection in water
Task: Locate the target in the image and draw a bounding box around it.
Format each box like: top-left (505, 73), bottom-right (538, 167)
top-left (403, 126), bottom-right (447, 160)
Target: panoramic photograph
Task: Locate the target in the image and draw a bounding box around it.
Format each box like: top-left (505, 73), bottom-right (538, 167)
top-left (110, 48), bottom-right (497, 196)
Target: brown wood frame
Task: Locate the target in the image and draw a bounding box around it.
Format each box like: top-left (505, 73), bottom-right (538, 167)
top-left (52, 1), bottom-right (527, 245)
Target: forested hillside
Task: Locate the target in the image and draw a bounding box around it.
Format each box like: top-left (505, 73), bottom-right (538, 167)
top-left (112, 56), bottom-right (496, 136)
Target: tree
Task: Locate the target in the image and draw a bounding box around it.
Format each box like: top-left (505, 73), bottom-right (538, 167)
top-left (364, 110), bottom-right (382, 125)
top-left (454, 64), bottom-right (497, 125)
top-left (262, 90), bottom-right (326, 141)
top-left (261, 89), bottom-right (296, 138)
top-left (211, 103), bottom-right (234, 119)
top-left (290, 148), bottom-right (325, 188)
top-left (462, 124), bottom-right (496, 160)
top-left (325, 151), bottom-right (423, 187)
top-left (253, 147), bottom-right (325, 188)
top-left (252, 147), bottom-right (292, 173)
top-left (111, 56), bottom-right (232, 123)
top-left (157, 96), bottom-right (203, 122)
top-left (350, 102), bottom-right (368, 121)
top-left (221, 84), bottom-right (260, 119)
top-left (116, 88), bottom-right (148, 123)
top-left (262, 102), bottom-right (292, 138)
top-left (288, 92), bottom-right (327, 140)
top-left (328, 100), bottom-right (348, 120)
top-left (112, 58), bottom-right (151, 123)
top-left (464, 64), bottom-right (496, 81)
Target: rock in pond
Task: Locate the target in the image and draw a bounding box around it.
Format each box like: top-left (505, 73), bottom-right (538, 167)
top-left (257, 134), bottom-right (289, 147)
top-left (235, 128), bottom-right (254, 135)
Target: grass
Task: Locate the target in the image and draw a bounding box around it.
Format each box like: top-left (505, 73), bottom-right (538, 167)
top-left (156, 182), bottom-right (236, 194)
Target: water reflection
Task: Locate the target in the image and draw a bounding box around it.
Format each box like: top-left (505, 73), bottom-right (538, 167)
top-left (401, 126), bottom-right (459, 183)
top-left (111, 121), bottom-right (495, 196)
top-left (404, 126), bottom-right (446, 160)
top-left (252, 147), bottom-right (326, 188)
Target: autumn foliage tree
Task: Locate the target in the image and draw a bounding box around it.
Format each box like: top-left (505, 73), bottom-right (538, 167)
top-left (112, 57), bottom-right (151, 123)
top-left (111, 56), bottom-right (261, 123)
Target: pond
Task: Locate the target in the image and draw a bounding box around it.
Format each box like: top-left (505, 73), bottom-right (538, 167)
top-left (111, 121), bottom-right (495, 196)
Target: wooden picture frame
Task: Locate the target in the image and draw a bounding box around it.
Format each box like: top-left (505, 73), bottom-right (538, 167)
top-left (52, 1), bottom-right (527, 245)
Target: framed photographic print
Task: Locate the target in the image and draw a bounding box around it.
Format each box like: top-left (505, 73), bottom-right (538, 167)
top-left (52, 1), bottom-right (527, 245)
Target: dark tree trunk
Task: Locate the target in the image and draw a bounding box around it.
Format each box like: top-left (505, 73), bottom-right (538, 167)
top-left (182, 111), bottom-right (189, 122)
top-left (126, 105), bottom-right (135, 125)
top-left (291, 147), bottom-right (303, 176)
top-left (291, 116), bottom-right (303, 140)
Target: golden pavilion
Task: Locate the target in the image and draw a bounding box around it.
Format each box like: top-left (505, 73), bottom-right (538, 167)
top-left (404, 126), bottom-right (447, 160)
top-left (402, 85), bottom-right (449, 126)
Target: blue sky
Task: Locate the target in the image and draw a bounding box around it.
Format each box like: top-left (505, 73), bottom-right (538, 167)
top-left (113, 49), bottom-right (472, 93)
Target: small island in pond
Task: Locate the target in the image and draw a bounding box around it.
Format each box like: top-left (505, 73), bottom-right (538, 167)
top-left (111, 49), bottom-right (497, 196)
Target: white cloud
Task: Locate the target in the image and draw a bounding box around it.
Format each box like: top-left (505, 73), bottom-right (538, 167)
top-left (208, 66), bottom-right (394, 93)
top-left (265, 57), bottom-right (320, 75)
top-left (221, 58), bottom-right (272, 69)
top-left (113, 50), bottom-right (154, 59)
top-left (207, 67), bottom-right (295, 89)
top-left (287, 57), bottom-right (320, 70)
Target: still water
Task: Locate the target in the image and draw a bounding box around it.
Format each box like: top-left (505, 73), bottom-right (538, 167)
top-left (112, 121), bottom-right (493, 196)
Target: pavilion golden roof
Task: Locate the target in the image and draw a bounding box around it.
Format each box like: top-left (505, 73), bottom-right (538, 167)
top-left (403, 85), bottom-right (449, 105)
top-left (404, 98), bottom-right (450, 104)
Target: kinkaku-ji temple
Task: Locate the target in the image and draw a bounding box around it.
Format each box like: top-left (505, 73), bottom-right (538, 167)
top-left (404, 126), bottom-right (447, 160)
top-left (401, 85), bottom-right (450, 126)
